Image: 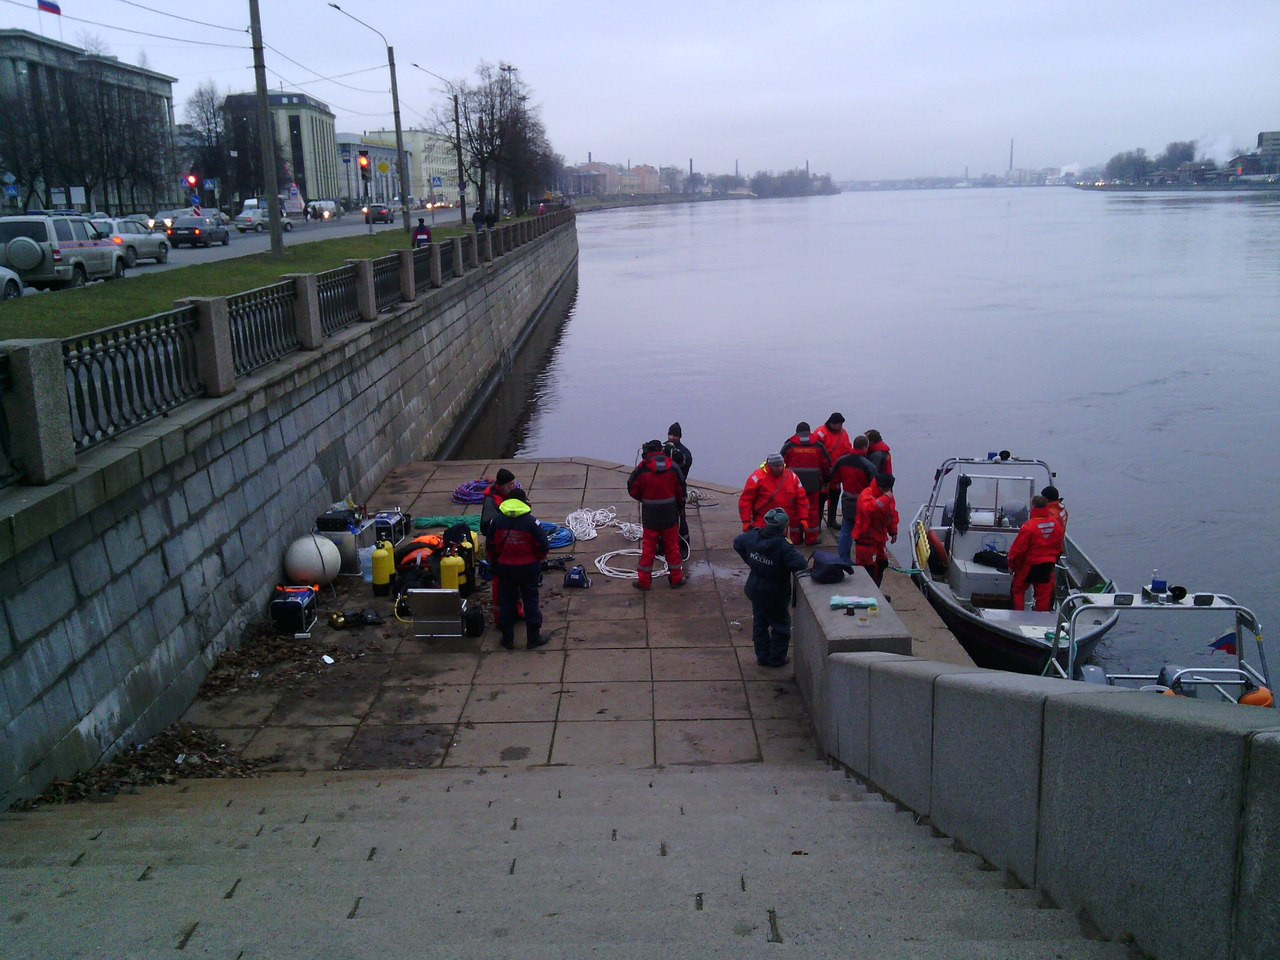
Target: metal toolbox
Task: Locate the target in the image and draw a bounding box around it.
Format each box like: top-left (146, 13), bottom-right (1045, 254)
top-left (372, 509), bottom-right (408, 546)
top-left (314, 518), bottom-right (377, 575)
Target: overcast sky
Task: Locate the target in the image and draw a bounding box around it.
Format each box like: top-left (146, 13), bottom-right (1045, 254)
top-left (8, 0), bottom-right (1280, 179)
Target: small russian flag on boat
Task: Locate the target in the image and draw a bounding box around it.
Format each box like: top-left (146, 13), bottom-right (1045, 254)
top-left (1208, 633), bottom-right (1237, 655)
top-left (37, 0), bottom-right (62, 14)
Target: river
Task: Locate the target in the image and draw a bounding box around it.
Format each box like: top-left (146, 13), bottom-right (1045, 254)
top-left (462, 187), bottom-right (1280, 666)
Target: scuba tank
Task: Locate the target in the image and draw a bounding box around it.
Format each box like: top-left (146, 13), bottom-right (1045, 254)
top-left (455, 536), bottom-right (476, 597)
top-left (440, 549), bottom-right (465, 592)
top-left (372, 540), bottom-right (394, 597)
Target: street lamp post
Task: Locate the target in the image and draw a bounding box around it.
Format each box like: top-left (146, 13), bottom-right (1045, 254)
top-left (328, 2), bottom-right (412, 235)
top-left (412, 63), bottom-right (468, 227)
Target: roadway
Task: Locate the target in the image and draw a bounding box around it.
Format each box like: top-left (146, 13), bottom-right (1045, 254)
top-left (138, 208), bottom-right (470, 274)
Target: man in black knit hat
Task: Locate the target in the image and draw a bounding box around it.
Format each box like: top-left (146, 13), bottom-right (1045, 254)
top-left (663, 423), bottom-right (693, 559)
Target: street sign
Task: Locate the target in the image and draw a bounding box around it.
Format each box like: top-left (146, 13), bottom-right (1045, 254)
top-left (1, 172), bottom-right (15, 185)
top-left (203, 179), bottom-right (215, 190)
top-left (4, 185), bottom-right (17, 198)
top-left (377, 161), bottom-right (390, 175)
top-left (190, 193), bottom-right (200, 205)
top-left (343, 156), bottom-right (351, 164)
top-left (431, 176), bottom-right (443, 188)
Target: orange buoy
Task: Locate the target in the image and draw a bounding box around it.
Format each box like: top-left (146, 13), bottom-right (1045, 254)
top-left (1240, 687), bottom-right (1275, 708)
top-left (927, 529), bottom-right (950, 574)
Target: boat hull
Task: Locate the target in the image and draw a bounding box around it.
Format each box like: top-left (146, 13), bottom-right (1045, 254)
top-left (919, 578), bottom-right (1111, 675)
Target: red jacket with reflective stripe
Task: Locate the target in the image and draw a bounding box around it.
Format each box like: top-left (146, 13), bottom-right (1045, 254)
top-left (814, 424), bottom-right (854, 467)
top-left (852, 482), bottom-right (898, 547)
top-left (627, 453), bottom-right (686, 529)
top-left (738, 465), bottom-right (810, 528)
top-left (780, 434), bottom-right (831, 491)
top-left (1007, 506), bottom-right (1065, 571)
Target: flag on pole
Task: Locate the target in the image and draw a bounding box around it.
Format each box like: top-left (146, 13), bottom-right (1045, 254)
top-left (37, 1), bottom-right (62, 13)
top-left (1208, 633), bottom-right (1237, 656)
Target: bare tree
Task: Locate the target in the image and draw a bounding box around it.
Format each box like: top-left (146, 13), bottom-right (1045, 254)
top-left (185, 80), bottom-right (226, 185)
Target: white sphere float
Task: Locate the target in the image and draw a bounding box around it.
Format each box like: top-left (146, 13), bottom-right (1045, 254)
top-left (283, 535), bottom-right (341, 584)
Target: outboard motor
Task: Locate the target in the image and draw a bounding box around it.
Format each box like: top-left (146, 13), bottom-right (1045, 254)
top-left (1157, 664), bottom-right (1194, 696)
top-left (1078, 664), bottom-right (1109, 685)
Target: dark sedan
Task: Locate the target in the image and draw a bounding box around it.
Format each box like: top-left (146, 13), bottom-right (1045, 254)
top-left (364, 205), bottom-right (393, 224)
top-left (168, 216), bottom-right (230, 248)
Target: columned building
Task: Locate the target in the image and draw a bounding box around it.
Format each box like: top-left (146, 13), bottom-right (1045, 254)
top-left (0, 29), bottom-right (177, 214)
top-left (335, 134), bottom-right (404, 206)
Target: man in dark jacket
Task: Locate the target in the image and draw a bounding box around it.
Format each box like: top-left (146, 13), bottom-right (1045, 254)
top-left (486, 497), bottom-right (550, 649)
top-left (662, 422), bottom-right (693, 558)
top-left (733, 508), bottom-right (809, 668)
top-left (781, 421), bottom-right (831, 546)
top-left (628, 440), bottom-right (687, 589)
top-left (832, 435), bottom-right (878, 565)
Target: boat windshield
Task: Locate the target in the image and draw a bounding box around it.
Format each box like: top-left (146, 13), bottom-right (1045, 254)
top-left (952, 473), bottom-right (1037, 532)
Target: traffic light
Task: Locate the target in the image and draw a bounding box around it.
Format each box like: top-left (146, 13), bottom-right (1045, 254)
top-left (185, 173), bottom-right (198, 190)
top-left (357, 150), bottom-right (371, 183)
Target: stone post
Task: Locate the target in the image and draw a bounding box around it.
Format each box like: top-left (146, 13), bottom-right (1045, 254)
top-left (480, 230), bottom-right (493, 263)
top-left (345, 259), bottom-right (377, 320)
top-left (397, 249), bottom-right (416, 302)
top-left (451, 238), bottom-right (464, 277)
top-left (0, 339), bottom-right (75, 483)
top-left (429, 243), bottom-right (443, 288)
top-left (179, 296), bottom-right (236, 397)
top-left (492, 226), bottom-right (504, 257)
top-left (285, 274), bottom-right (322, 349)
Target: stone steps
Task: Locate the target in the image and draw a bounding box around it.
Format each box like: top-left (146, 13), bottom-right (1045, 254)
top-left (0, 762), bottom-right (1132, 957)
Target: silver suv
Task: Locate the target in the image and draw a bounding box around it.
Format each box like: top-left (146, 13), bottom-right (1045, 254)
top-left (0, 215), bottom-right (126, 289)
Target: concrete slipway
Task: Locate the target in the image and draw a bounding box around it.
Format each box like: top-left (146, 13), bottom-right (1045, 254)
top-left (0, 458), bottom-right (1133, 958)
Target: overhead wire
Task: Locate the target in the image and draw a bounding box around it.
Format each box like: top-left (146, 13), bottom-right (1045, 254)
top-left (0, 0), bottom-right (249, 48)
top-left (109, 0), bottom-right (248, 34)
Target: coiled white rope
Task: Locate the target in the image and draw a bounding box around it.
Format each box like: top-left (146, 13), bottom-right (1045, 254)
top-left (566, 506), bottom-right (643, 542)
top-left (595, 549), bottom-right (670, 580)
top-left (686, 487), bottom-right (719, 507)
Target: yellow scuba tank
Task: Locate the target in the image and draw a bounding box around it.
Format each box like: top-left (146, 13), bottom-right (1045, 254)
top-left (372, 540), bottom-right (393, 596)
top-left (440, 550), bottom-right (465, 592)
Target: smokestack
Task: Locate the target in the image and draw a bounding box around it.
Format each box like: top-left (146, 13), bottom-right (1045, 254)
top-left (689, 158), bottom-right (692, 176)
top-left (1008, 139), bottom-right (1013, 174)
top-left (734, 159), bottom-right (738, 177)
top-left (588, 151), bottom-right (592, 164)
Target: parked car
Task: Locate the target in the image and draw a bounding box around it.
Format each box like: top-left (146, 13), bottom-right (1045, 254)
top-left (234, 207), bottom-right (293, 233)
top-left (364, 204), bottom-right (393, 224)
top-left (167, 216), bottom-right (230, 248)
top-left (0, 264), bottom-right (23, 300)
top-left (91, 217), bottom-right (170, 266)
top-left (0, 214), bottom-right (125, 289)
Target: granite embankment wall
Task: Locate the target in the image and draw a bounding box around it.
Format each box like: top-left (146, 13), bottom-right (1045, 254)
top-left (793, 574), bottom-right (1279, 960)
top-left (0, 219), bottom-right (579, 807)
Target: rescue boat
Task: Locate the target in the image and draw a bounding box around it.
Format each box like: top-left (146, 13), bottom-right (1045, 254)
top-left (1049, 585), bottom-right (1273, 707)
top-left (910, 454), bottom-right (1117, 674)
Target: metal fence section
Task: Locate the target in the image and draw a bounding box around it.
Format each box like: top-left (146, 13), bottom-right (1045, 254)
top-left (412, 247), bottom-right (432, 295)
top-left (227, 281), bottom-right (300, 377)
top-left (61, 306), bottom-right (204, 452)
top-left (0, 352), bottom-right (17, 488)
top-left (316, 265), bottom-right (359, 335)
top-left (439, 240), bottom-right (455, 279)
top-left (372, 254), bottom-right (401, 312)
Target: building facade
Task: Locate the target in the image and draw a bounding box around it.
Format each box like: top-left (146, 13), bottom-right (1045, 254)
top-left (1257, 131), bottom-right (1280, 174)
top-left (335, 134), bottom-right (407, 206)
top-left (367, 128), bottom-right (462, 207)
top-left (0, 29), bottom-right (177, 214)
top-left (223, 91), bottom-right (339, 207)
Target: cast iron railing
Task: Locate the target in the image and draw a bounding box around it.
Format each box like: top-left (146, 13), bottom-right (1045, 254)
top-left (412, 247), bottom-right (432, 295)
top-left (0, 352), bottom-right (17, 488)
top-left (61, 305), bottom-right (203, 451)
top-left (372, 254), bottom-right (401, 312)
top-left (439, 241), bottom-right (455, 279)
top-left (316, 265), bottom-right (359, 335)
top-left (227, 281), bottom-right (299, 377)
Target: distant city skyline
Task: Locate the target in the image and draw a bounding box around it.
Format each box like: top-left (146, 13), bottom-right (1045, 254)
top-left (5, 0), bottom-right (1278, 181)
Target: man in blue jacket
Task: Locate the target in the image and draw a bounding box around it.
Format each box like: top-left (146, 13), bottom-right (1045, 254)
top-left (733, 508), bottom-right (809, 668)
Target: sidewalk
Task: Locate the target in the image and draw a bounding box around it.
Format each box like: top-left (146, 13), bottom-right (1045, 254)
top-left (183, 458), bottom-right (857, 772)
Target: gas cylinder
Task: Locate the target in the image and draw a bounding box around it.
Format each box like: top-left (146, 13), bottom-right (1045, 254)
top-left (372, 540), bottom-right (394, 596)
top-left (440, 550), bottom-right (465, 592)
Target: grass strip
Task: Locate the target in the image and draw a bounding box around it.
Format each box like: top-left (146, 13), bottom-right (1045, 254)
top-left (0, 223), bottom-right (471, 340)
